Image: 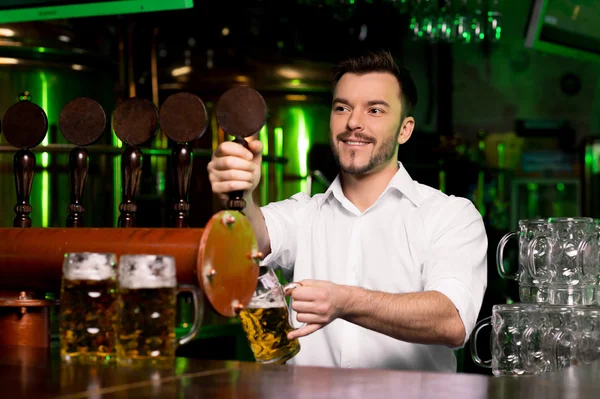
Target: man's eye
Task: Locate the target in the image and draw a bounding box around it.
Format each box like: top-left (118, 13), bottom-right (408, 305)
top-left (370, 108), bottom-right (383, 114)
top-left (333, 106), bottom-right (346, 112)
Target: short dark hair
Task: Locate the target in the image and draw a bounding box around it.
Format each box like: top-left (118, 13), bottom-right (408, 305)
top-left (331, 50), bottom-right (418, 120)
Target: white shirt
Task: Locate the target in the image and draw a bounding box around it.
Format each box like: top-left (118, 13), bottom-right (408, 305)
top-left (260, 162), bottom-right (487, 372)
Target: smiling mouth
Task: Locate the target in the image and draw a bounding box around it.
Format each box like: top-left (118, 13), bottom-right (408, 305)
top-left (340, 139), bottom-right (372, 146)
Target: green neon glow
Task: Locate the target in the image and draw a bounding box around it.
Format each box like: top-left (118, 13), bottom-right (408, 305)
top-left (112, 114), bottom-right (121, 227)
top-left (289, 108), bottom-right (309, 194)
top-left (274, 127), bottom-right (284, 201)
top-left (557, 183), bottom-right (565, 191)
top-left (290, 108), bottom-right (309, 177)
top-left (40, 71), bottom-right (49, 227)
top-left (259, 125), bottom-right (269, 205)
top-left (0, 0), bottom-right (194, 24)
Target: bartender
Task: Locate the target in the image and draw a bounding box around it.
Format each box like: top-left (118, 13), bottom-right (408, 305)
top-left (207, 50), bottom-right (487, 372)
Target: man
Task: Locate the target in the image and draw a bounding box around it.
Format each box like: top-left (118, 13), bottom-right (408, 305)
top-left (207, 50), bottom-right (487, 372)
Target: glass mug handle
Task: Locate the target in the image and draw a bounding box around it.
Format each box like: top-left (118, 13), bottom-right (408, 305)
top-left (576, 234), bottom-right (597, 283)
top-left (283, 282), bottom-right (307, 330)
top-left (470, 316), bottom-right (492, 368)
top-left (496, 231), bottom-right (518, 280)
top-left (527, 235), bottom-right (548, 281)
top-left (177, 284), bottom-right (204, 346)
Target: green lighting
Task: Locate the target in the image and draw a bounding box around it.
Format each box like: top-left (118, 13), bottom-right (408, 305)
top-left (290, 108), bottom-right (309, 178)
top-left (528, 183), bottom-right (538, 191)
top-left (479, 33), bottom-right (485, 40)
top-left (557, 183), bottom-right (565, 191)
top-left (259, 125), bottom-right (269, 206)
top-left (274, 127), bottom-right (284, 201)
top-left (40, 71), bottom-right (49, 228)
top-left (37, 47), bottom-right (46, 53)
top-left (291, 79), bottom-right (301, 86)
top-left (112, 112), bottom-right (121, 227)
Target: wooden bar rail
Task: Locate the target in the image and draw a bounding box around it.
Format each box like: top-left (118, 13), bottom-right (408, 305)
top-left (1, 345), bottom-right (599, 399)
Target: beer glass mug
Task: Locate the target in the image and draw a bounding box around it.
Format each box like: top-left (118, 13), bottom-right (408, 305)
top-left (59, 252), bottom-right (118, 364)
top-left (548, 283), bottom-right (595, 306)
top-left (470, 304), bottom-right (541, 376)
top-left (528, 217), bottom-right (595, 286)
top-left (496, 219), bottom-right (549, 302)
top-left (540, 305), bottom-right (575, 371)
top-left (116, 254), bottom-right (202, 366)
top-left (572, 306), bottom-right (600, 366)
top-left (238, 267), bottom-right (304, 364)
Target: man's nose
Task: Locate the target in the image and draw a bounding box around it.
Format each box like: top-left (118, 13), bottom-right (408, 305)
top-left (346, 111), bottom-right (364, 131)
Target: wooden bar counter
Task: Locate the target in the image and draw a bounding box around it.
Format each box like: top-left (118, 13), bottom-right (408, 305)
top-left (2, 345), bottom-right (600, 398)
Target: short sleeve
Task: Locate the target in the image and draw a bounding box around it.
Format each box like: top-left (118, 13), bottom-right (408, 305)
top-left (422, 197), bottom-right (488, 347)
top-left (259, 192), bottom-right (311, 272)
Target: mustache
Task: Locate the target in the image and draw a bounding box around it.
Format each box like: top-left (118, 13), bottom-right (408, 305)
top-left (336, 131), bottom-right (376, 143)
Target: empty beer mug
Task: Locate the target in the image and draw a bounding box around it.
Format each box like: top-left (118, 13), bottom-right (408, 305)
top-left (572, 306), bottom-right (600, 366)
top-left (528, 217), bottom-right (595, 286)
top-left (496, 219), bottom-right (549, 302)
top-left (470, 304), bottom-right (542, 376)
top-left (238, 267), bottom-right (304, 364)
top-left (116, 254), bottom-right (202, 366)
top-left (59, 252), bottom-right (118, 364)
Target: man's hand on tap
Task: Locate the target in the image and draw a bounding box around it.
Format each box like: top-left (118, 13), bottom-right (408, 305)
top-left (207, 140), bottom-right (263, 207)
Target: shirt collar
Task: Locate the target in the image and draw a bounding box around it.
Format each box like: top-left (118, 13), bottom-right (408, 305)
top-left (316, 162), bottom-right (423, 209)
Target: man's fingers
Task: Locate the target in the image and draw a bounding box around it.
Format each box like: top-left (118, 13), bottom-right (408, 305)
top-left (288, 323), bottom-right (323, 340)
top-left (209, 169), bottom-right (255, 184)
top-left (209, 156), bottom-right (256, 173)
top-left (213, 141), bottom-right (254, 160)
top-left (211, 181), bottom-right (254, 194)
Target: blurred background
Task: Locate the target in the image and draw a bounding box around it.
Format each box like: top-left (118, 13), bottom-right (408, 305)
top-left (1, 0), bottom-right (599, 374)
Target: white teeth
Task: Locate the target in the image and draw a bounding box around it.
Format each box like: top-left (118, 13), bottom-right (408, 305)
top-left (346, 141), bottom-right (368, 145)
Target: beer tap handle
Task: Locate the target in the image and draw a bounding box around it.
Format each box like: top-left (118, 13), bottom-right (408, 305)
top-left (118, 146), bottom-right (143, 228)
top-left (66, 147), bottom-right (89, 227)
top-left (227, 136), bottom-right (251, 212)
top-left (112, 97), bottom-right (159, 228)
top-left (13, 149), bottom-right (36, 228)
top-left (1, 97), bottom-right (48, 228)
top-left (171, 142), bottom-right (193, 228)
top-left (215, 86), bottom-right (267, 213)
top-left (59, 97), bottom-right (107, 228)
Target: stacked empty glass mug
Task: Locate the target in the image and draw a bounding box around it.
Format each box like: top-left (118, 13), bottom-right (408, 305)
top-left (471, 217), bottom-right (600, 376)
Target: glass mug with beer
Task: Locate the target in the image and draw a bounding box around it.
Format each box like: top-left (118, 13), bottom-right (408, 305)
top-left (116, 254), bottom-right (202, 366)
top-left (238, 267), bottom-right (305, 364)
top-left (59, 252), bottom-right (118, 364)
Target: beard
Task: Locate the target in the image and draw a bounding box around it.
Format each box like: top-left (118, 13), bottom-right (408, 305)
top-left (330, 129), bottom-right (399, 175)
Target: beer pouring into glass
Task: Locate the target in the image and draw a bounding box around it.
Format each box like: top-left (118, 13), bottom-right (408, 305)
top-left (238, 267), bottom-right (305, 364)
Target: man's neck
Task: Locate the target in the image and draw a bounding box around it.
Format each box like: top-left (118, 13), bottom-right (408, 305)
top-left (340, 162), bottom-right (399, 213)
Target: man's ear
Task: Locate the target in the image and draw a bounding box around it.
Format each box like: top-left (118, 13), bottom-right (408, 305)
top-left (398, 117), bottom-right (415, 145)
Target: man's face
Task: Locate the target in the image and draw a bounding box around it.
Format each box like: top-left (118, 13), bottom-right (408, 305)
top-left (329, 72), bottom-right (412, 176)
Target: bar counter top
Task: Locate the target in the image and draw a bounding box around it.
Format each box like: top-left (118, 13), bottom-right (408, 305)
top-left (2, 345), bottom-right (599, 398)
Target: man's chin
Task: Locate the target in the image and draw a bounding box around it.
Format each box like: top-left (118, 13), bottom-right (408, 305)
top-left (340, 162), bottom-right (373, 176)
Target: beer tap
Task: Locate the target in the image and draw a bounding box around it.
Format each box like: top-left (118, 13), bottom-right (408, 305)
top-left (59, 97), bottom-right (107, 228)
top-left (112, 97), bottom-right (159, 228)
top-left (158, 92), bottom-right (208, 228)
top-left (1, 95), bottom-right (48, 227)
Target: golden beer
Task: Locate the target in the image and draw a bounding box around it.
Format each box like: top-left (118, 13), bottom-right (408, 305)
top-left (239, 301), bottom-right (300, 364)
top-left (116, 287), bottom-right (177, 364)
top-left (59, 278), bottom-right (118, 363)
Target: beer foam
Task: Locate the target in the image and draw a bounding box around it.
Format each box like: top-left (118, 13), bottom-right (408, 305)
top-left (118, 255), bottom-right (176, 289)
top-left (63, 252), bottom-right (116, 281)
top-left (248, 292), bottom-right (287, 309)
